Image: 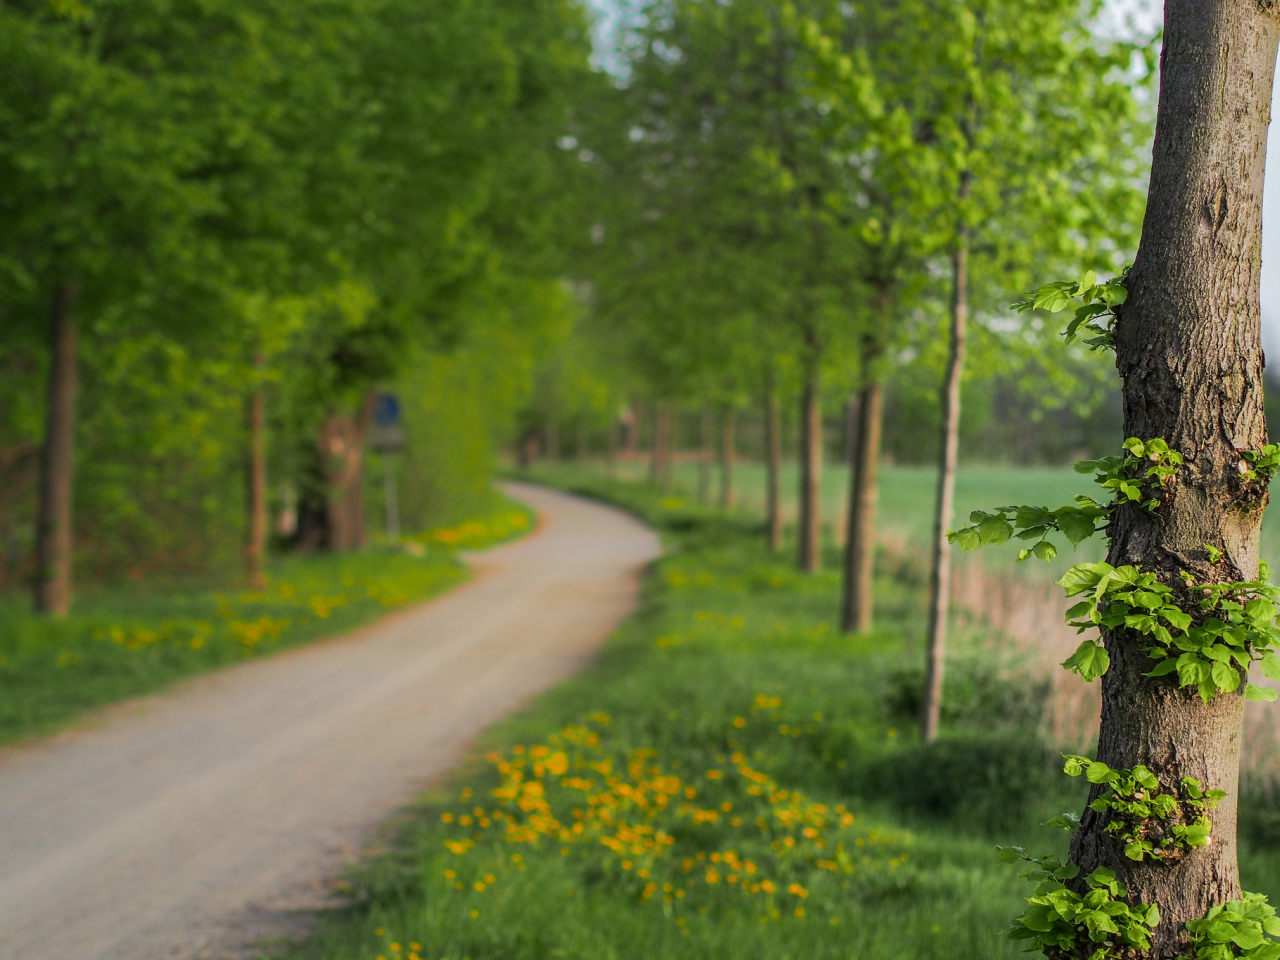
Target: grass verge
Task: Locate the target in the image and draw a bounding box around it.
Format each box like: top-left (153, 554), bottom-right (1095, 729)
top-left (0, 492), bottom-right (533, 746)
top-left (285, 471), bottom-right (1127, 960)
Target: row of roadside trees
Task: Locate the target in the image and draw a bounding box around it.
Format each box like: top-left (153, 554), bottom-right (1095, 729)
top-left (549, 0), bottom-right (1152, 641)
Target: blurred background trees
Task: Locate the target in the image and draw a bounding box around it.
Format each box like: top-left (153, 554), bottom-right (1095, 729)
top-left (0, 0), bottom-right (1159, 614)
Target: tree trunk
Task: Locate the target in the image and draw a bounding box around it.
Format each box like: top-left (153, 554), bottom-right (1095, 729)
top-left (34, 282), bottom-right (79, 616)
top-left (718, 408), bottom-right (736, 509)
top-left (320, 392), bottom-right (374, 552)
top-left (764, 371), bottom-right (783, 553)
top-left (843, 396), bottom-right (859, 466)
top-left (1066, 5), bottom-right (1278, 954)
top-left (922, 230), bottom-right (968, 742)
top-left (698, 404), bottom-right (712, 504)
top-left (798, 361), bottom-right (822, 573)
top-left (842, 379), bottom-right (882, 633)
top-left (245, 355), bottom-right (268, 590)
top-left (576, 416), bottom-right (589, 461)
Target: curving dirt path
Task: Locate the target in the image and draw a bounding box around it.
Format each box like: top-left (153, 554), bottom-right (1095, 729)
top-left (0, 482), bottom-right (659, 960)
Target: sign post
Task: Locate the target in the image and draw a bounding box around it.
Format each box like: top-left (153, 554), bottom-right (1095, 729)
top-left (371, 393), bottom-right (404, 544)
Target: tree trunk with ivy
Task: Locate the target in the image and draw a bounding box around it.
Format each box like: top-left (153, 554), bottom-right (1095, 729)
top-left (1066, 3), bottom-right (1279, 955)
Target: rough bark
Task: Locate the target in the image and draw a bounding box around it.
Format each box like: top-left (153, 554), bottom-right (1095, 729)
top-left (320, 392), bottom-right (374, 552)
top-left (34, 282), bottom-right (79, 616)
top-left (245, 357), bottom-right (268, 590)
top-left (922, 232), bottom-right (968, 742)
top-left (842, 379), bottom-right (883, 634)
top-left (798, 361), bottom-right (822, 573)
top-left (699, 404), bottom-right (712, 504)
top-left (764, 371), bottom-right (783, 553)
top-left (1066, 4), bottom-right (1279, 954)
top-left (718, 409), bottom-right (736, 509)
top-left (843, 396), bottom-right (859, 467)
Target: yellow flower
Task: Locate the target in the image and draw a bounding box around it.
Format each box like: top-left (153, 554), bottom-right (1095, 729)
top-left (760, 880), bottom-right (776, 894)
top-left (787, 883), bottom-right (808, 898)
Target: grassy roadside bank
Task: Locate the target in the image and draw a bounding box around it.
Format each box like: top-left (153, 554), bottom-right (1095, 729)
top-left (285, 470), bottom-right (1141, 960)
top-left (0, 494), bottom-right (532, 746)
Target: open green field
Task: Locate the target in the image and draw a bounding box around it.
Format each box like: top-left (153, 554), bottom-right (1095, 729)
top-left (0, 495), bottom-right (532, 746)
top-left (287, 469), bottom-right (1280, 960)
top-left (604, 458), bottom-right (1280, 576)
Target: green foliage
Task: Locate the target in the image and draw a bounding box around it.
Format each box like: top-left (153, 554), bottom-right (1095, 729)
top-left (1060, 756), bottom-right (1224, 862)
top-left (289, 467), bottom-right (1113, 960)
top-left (1242, 446), bottom-right (1280, 484)
top-left (1057, 560), bottom-right (1280, 702)
top-left (1183, 894), bottom-right (1280, 960)
top-left (1013, 268), bottom-right (1131, 353)
top-left (1000, 852), bottom-right (1158, 960)
top-left (948, 436), bottom-right (1180, 562)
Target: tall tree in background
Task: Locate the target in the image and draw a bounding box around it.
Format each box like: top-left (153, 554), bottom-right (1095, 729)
top-left (908, 0), bottom-right (1152, 739)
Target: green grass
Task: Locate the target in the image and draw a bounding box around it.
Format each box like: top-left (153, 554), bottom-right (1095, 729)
top-left (0, 493), bottom-right (534, 746)
top-left (284, 471), bottom-right (1124, 960)
top-left (283, 466), bottom-right (1280, 960)
top-left (596, 456), bottom-right (1280, 577)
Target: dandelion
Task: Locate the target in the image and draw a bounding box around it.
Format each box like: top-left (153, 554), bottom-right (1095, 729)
top-left (760, 881), bottom-right (776, 894)
top-left (787, 883), bottom-right (808, 898)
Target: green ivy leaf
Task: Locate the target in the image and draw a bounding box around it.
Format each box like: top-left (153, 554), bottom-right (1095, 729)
top-left (1033, 540), bottom-right (1057, 560)
top-left (1062, 640), bottom-right (1110, 681)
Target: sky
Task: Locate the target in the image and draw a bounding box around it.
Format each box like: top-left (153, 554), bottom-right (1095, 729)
top-left (585, 0), bottom-right (1280, 357)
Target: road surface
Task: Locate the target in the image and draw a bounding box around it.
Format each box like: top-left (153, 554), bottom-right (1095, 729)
top-left (0, 482), bottom-right (659, 960)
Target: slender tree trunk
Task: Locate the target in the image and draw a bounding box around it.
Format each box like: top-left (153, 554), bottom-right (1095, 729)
top-left (922, 228), bottom-right (969, 741)
top-left (842, 378), bottom-right (882, 633)
top-left (1065, 6), bottom-right (1279, 954)
top-left (698, 404), bottom-right (712, 504)
top-left (34, 282), bottom-right (79, 616)
top-left (576, 416), bottom-right (589, 462)
top-left (245, 355), bottom-right (268, 590)
top-left (798, 360), bottom-right (822, 573)
top-left (764, 371), bottom-right (783, 553)
top-left (718, 408), bottom-right (736, 509)
top-left (843, 396), bottom-right (859, 466)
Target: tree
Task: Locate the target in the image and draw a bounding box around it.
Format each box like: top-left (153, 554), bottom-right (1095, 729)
top-left (1067, 3), bottom-right (1278, 952)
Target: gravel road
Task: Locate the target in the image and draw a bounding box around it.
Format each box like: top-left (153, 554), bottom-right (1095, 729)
top-left (0, 482), bottom-right (659, 960)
